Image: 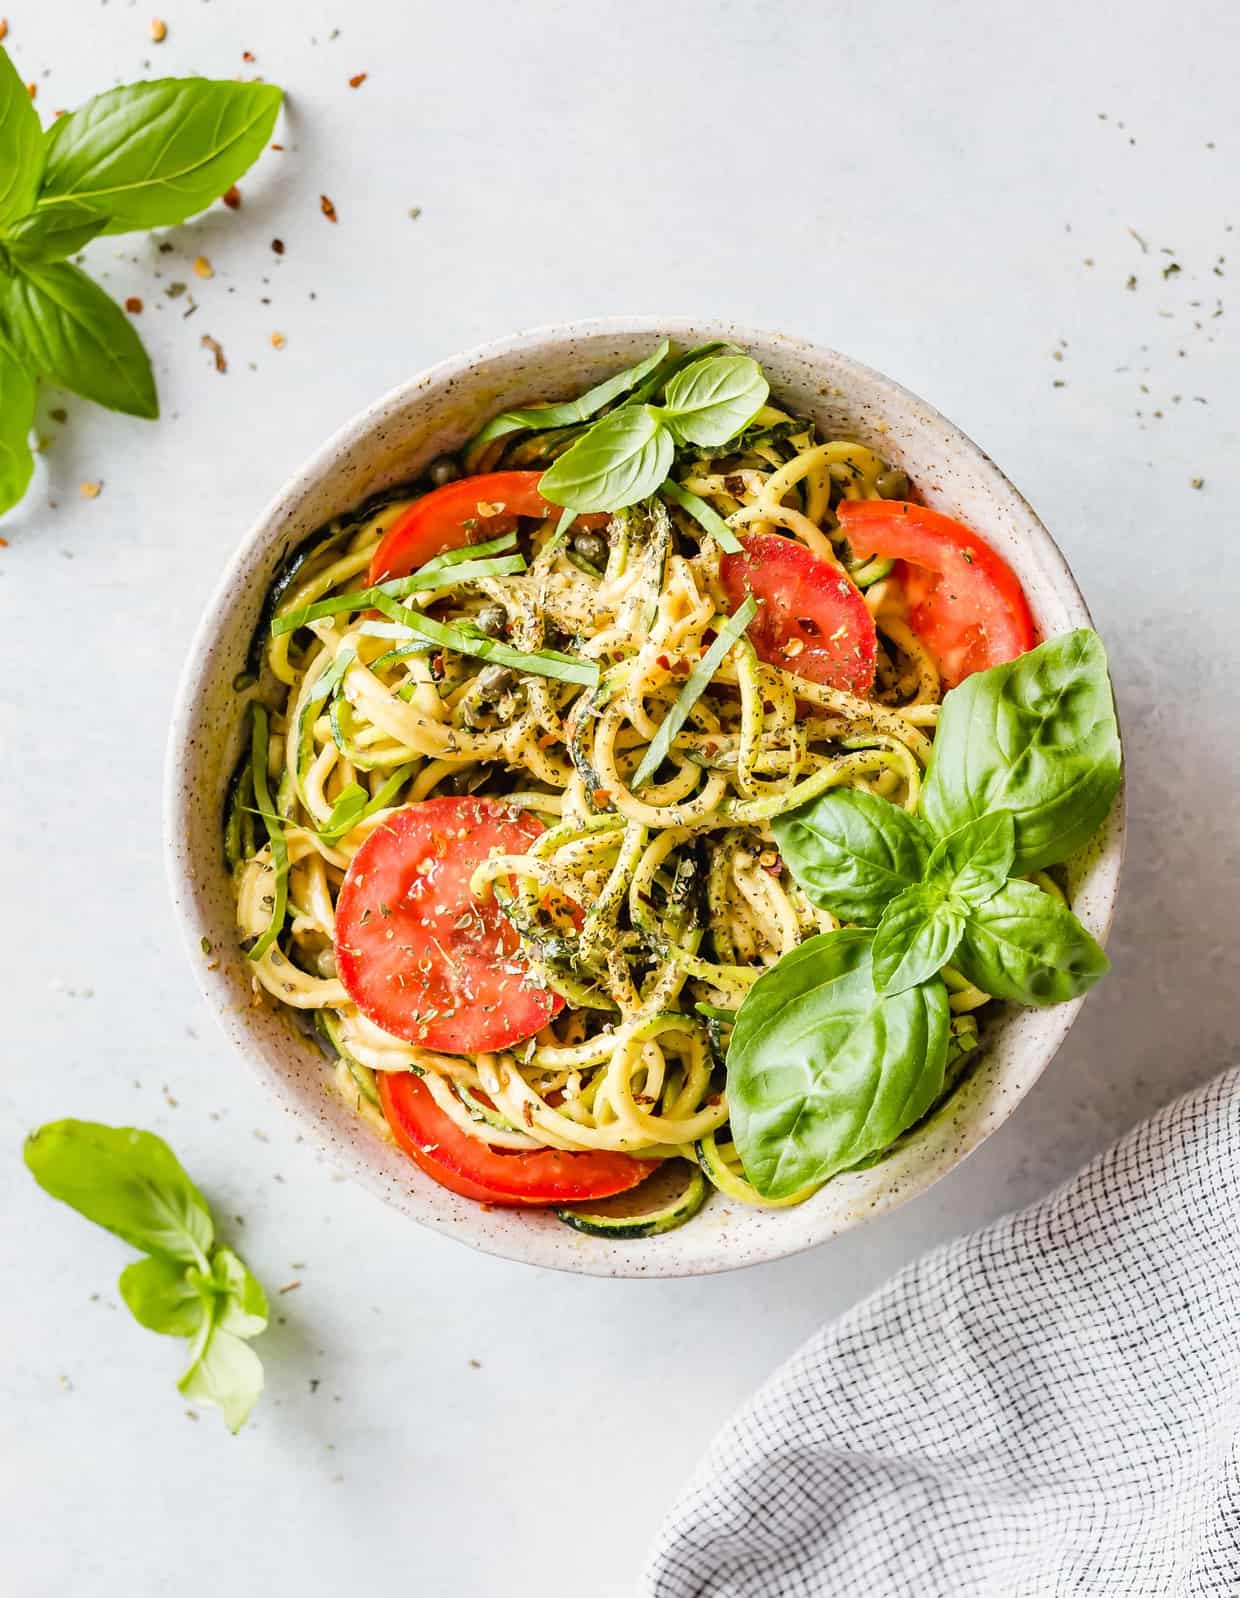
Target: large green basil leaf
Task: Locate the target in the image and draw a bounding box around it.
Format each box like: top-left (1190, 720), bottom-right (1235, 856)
top-left (0, 335), bottom-right (36, 515)
top-left (922, 810), bottom-right (1015, 907)
top-left (954, 878), bottom-right (1109, 1006)
top-left (118, 1256), bottom-right (207, 1337)
top-left (771, 788), bottom-right (934, 925)
top-left (921, 630), bottom-right (1121, 873)
top-left (23, 1120), bottom-right (214, 1265)
top-left (4, 261), bottom-right (157, 417)
top-left (539, 404), bottom-right (672, 512)
top-left (178, 1308), bottom-right (264, 1435)
top-left (660, 354), bottom-right (769, 446)
top-left (0, 44), bottom-right (44, 224)
top-left (871, 883), bottom-right (965, 996)
top-left (6, 199), bottom-right (109, 262)
top-left (37, 78), bottom-right (282, 234)
top-left (727, 929), bottom-right (949, 1198)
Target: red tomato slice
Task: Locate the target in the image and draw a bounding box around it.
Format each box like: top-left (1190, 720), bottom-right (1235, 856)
top-left (368, 471), bottom-right (605, 583)
top-left (719, 534), bottom-right (878, 695)
top-left (335, 797), bottom-right (565, 1053)
top-left (378, 1070), bottom-right (657, 1206)
top-left (836, 500), bottom-right (1037, 686)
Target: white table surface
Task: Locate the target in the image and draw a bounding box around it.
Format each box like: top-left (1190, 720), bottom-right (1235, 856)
top-left (3, 2), bottom-right (1237, 1593)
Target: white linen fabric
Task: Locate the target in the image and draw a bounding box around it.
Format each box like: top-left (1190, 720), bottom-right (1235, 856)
top-left (645, 1068), bottom-right (1240, 1597)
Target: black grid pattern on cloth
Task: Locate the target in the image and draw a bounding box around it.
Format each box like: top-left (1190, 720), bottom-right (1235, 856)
top-left (644, 1067), bottom-right (1240, 1598)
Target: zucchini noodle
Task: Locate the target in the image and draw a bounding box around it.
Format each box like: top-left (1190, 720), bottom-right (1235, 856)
top-left (230, 390), bottom-right (999, 1221)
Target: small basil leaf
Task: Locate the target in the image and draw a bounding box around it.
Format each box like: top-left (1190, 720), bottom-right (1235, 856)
top-left (923, 810), bottom-right (1015, 908)
top-left (211, 1247), bottom-right (269, 1339)
top-left (23, 1120), bottom-right (214, 1265)
top-left (872, 883), bottom-right (966, 996)
top-left (727, 928), bottom-right (949, 1197)
top-left (659, 354), bottom-right (769, 446)
top-left (118, 1256), bottom-right (207, 1337)
top-left (38, 78), bottom-right (282, 234)
top-left (466, 339), bottom-right (671, 453)
top-left (6, 199), bottom-right (110, 262)
top-left (0, 44), bottom-right (45, 224)
top-left (0, 334), bottom-right (36, 516)
top-left (922, 630), bottom-right (1121, 873)
top-left (4, 261), bottom-right (157, 418)
top-left (539, 404), bottom-right (673, 512)
top-left (954, 878), bottom-right (1109, 1006)
top-left (178, 1311), bottom-right (264, 1434)
top-left (770, 788), bottom-right (934, 925)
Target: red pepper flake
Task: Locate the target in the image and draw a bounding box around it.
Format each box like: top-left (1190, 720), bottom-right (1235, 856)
top-left (0, 21), bottom-right (8, 41)
top-left (592, 789), bottom-right (611, 809)
top-left (242, 49), bottom-right (255, 61)
top-left (271, 238), bottom-right (285, 254)
top-left (320, 193), bottom-right (338, 223)
top-left (277, 1280), bottom-right (301, 1295)
top-left (200, 334), bottom-right (227, 374)
top-left (348, 72), bottom-right (368, 88)
top-left (26, 81), bottom-right (36, 100)
top-left (270, 142), bottom-right (284, 151)
top-left (221, 184), bottom-right (241, 210)
top-left (124, 296), bottom-right (143, 314)
top-left (0, 537), bottom-right (9, 548)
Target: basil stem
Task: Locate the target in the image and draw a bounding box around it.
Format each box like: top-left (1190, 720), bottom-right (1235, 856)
top-left (630, 596), bottom-right (757, 789)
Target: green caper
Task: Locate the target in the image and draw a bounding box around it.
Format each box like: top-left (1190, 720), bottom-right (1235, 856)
top-left (876, 466), bottom-right (910, 500)
top-left (474, 603), bottom-right (508, 638)
top-left (428, 455), bottom-right (460, 487)
top-left (572, 529), bottom-right (608, 569)
top-left (475, 664), bottom-right (518, 699)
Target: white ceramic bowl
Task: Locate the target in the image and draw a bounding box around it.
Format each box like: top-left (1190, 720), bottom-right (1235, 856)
top-left (165, 317), bottom-right (1124, 1278)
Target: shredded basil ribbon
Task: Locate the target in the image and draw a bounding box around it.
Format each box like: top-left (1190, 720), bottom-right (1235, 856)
top-left (660, 478), bottom-right (742, 553)
top-left (317, 762), bottom-right (418, 844)
top-left (269, 538), bottom-right (525, 637)
top-left (630, 596), bottom-right (758, 790)
top-left (369, 592), bottom-right (599, 687)
top-left (247, 702), bottom-right (289, 962)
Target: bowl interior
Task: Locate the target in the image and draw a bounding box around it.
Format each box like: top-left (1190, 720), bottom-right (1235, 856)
top-left (165, 318), bottom-right (1123, 1278)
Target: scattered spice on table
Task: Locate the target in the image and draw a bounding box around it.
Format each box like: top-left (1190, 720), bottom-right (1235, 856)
top-left (165, 281), bottom-right (186, 298)
top-left (349, 72), bottom-right (367, 88)
top-left (50, 408), bottom-right (66, 423)
top-left (201, 335), bottom-right (227, 373)
top-left (193, 255), bottom-right (214, 279)
top-left (271, 237), bottom-right (285, 254)
top-left (79, 482), bottom-right (101, 498)
top-left (26, 81), bottom-right (35, 99)
top-left (271, 332), bottom-right (286, 349)
top-left (0, 19), bottom-right (9, 40)
top-left (150, 18), bottom-right (166, 42)
top-left (320, 193), bottom-right (338, 222)
top-left (221, 184), bottom-right (241, 210)
top-left (124, 296), bottom-right (143, 314)
top-left (1191, 477), bottom-right (1205, 490)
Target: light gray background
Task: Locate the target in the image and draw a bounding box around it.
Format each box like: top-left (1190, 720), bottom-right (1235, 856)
top-left (2, 3), bottom-right (1236, 1594)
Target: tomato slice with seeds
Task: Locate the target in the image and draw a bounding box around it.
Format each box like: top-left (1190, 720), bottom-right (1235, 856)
top-left (368, 470), bottom-right (605, 584)
top-left (335, 797), bottom-right (564, 1054)
top-left (378, 1070), bottom-right (657, 1206)
top-left (836, 500), bottom-right (1036, 686)
top-left (719, 533), bottom-right (878, 695)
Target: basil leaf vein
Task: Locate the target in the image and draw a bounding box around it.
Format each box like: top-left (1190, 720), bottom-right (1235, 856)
top-left (37, 78), bottom-right (282, 233)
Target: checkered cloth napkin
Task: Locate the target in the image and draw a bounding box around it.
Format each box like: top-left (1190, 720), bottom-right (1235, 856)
top-left (645, 1067), bottom-right (1240, 1596)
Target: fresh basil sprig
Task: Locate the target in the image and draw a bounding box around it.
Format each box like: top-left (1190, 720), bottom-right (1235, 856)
top-left (730, 629), bottom-right (1120, 1196)
top-left (24, 1120), bottom-right (269, 1432)
top-left (0, 45), bottom-right (282, 518)
top-left (539, 351), bottom-right (769, 514)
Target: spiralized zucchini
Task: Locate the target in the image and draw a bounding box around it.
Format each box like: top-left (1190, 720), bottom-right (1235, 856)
top-left (231, 408), bottom-right (984, 1208)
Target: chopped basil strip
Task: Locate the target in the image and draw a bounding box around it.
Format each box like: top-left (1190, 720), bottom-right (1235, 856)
top-left (318, 763), bottom-right (417, 843)
top-left (270, 549), bottom-right (526, 636)
top-left (465, 340), bottom-right (671, 453)
top-left (660, 478), bottom-right (743, 553)
top-left (630, 596), bottom-right (757, 789)
top-left (247, 702), bottom-right (289, 962)
top-left (370, 593), bottom-right (599, 687)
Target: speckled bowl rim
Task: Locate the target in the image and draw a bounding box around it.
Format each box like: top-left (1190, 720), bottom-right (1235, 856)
top-left (164, 316), bottom-right (1125, 1279)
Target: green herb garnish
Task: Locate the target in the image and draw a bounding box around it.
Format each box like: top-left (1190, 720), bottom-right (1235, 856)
top-left (24, 1120), bottom-right (269, 1432)
top-left (660, 478), bottom-right (743, 553)
top-left (0, 47), bottom-right (282, 518)
top-left (630, 596), bottom-right (757, 789)
top-left (370, 593), bottom-right (599, 687)
top-left (270, 550), bottom-right (526, 636)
